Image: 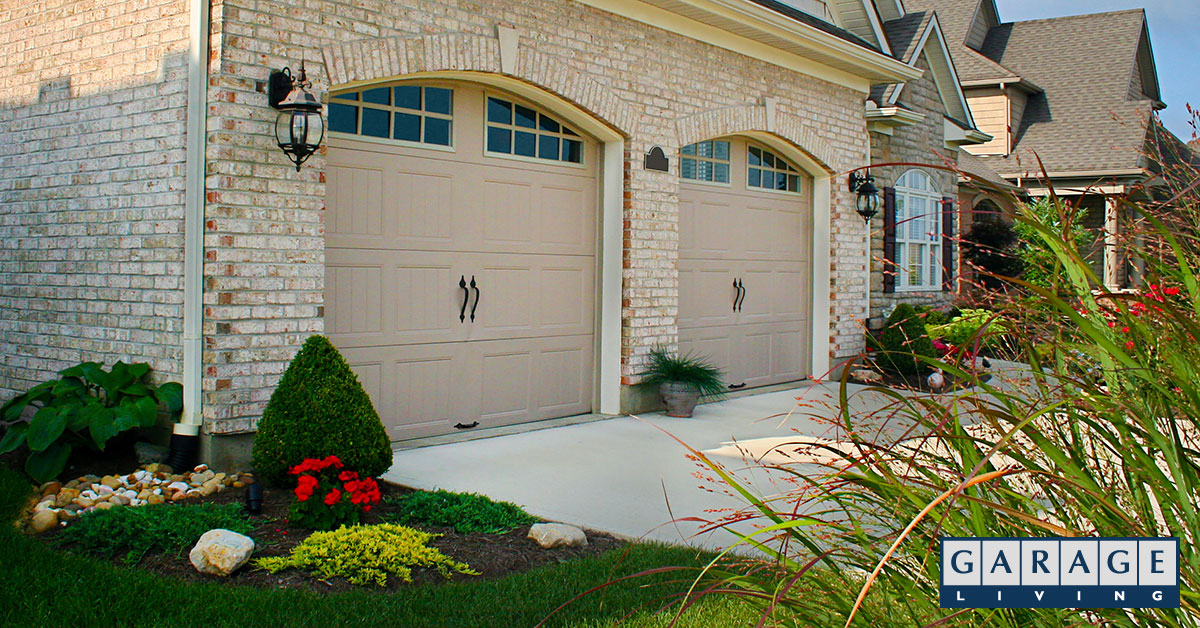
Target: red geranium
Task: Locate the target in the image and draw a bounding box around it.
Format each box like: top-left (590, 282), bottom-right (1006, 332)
top-left (286, 456), bottom-right (382, 530)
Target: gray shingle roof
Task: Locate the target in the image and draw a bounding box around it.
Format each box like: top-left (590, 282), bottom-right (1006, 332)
top-left (975, 9), bottom-right (1155, 175)
top-left (902, 0), bottom-right (1019, 83)
top-left (745, 0), bottom-right (882, 53)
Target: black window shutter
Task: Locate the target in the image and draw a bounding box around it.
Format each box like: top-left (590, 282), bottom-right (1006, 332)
top-left (942, 196), bottom-right (955, 292)
top-left (882, 187), bottom-right (897, 294)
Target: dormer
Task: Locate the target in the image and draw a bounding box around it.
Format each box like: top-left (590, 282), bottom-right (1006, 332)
top-left (964, 0), bottom-right (1001, 51)
top-left (1128, 19), bottom-right (1165, 109)
top-left (961, 82), bottom-right (1038, 156)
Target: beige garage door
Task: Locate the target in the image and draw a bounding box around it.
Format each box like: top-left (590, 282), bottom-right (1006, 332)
top-left (677, 137), bottom-right (813, 390)
top-left (324, 83), bottom-right (597, 440)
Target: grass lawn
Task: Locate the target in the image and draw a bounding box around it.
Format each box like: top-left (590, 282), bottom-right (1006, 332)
top-left (0, 467), bottom-right (758, 628)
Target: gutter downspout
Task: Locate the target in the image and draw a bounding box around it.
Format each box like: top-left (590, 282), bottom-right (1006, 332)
top-left (178, 0), bottom-right (210, 438)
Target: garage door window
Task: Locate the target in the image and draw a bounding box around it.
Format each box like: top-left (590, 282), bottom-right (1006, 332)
top-left (894, 169), bottom-right (942, 290)
top-left (680, 140), bottom-right (730, 184)
top-left (485, 96), bottom-right (583, 164)
top-left (748, 145), bottom-right (801, 193)
top-left (328, 85), bottom-right (454, 147)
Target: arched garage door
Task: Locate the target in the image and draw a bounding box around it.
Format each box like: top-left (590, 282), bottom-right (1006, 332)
top-left (324, 82), bottom-right (598, 441)
top-left (677, 137), bottom-right (813, 390)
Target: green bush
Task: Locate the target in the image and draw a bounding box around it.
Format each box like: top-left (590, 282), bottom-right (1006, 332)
top-left (0, 361), bottom-right (183, 482)
top-left (927, 308), bottom-right (1008, 350)
top-left (57, 502), bottom-right (252, 564)
top-left (635, 347), bottom-right (726, 398)
top-left (1013, 197), bottom-right (1094, 291)
top-left (251, 336), bottom-right (392, 486)
top-left (254, 524), bottom-right (478, 586)
top-left (873, 303), bottom-right (936, 375)
top-left (383, 490), bottom-right (538, 534)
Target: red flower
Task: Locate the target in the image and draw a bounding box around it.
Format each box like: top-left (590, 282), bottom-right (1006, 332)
top-left (344, 480), bottom-right (358, 493)
top-left (323, 455), bottom-right (343, 469)
top-left (362, 505), bottom-right (372, 513)
top-left (1166, 286), bottom-right (1181, 296)
top-left (324, 488), bottom-right (342, 506)
top-left (1121, 326), bottom-right (1130, 334)
top-left (1124, 340), bottom-right (1135, 351)
top-left (338, 470), bottom-right (358, 482)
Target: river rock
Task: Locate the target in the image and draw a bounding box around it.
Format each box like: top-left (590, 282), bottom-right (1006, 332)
top-left (527, 523), bottom-right (587, 549)
top-left (39, 481), bottom-right (62, 497)
top-left (100, 476), bottom-right (122, 490)
top-left (95, 501), bottom-right (115, 511)
top-left (189, 529), bottom-right (255, 576)
top-left (55, 488), bottom-right (80, 508)
top-left (29, 510), bottom-right (58, 534)
top-left (190, 470), bottom-right (216, 486)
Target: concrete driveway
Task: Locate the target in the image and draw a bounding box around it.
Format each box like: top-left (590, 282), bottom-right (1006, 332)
top-left (384, 380), bottom-right (900, 549)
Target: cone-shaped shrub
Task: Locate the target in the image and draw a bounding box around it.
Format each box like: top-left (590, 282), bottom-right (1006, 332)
top-left (252, 335), bottom-right (392, 485)
top-left (875, 302), bottom-right (936, 376)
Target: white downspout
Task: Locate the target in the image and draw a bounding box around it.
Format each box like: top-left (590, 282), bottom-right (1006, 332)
top-left (178, 0), bottom-right (210, 436)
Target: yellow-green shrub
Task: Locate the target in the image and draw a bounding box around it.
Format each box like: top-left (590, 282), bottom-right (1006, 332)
top-left (253, 524), bottom-right (477, 586)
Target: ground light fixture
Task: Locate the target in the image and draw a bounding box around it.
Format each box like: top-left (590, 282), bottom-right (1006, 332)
top-left (849, 170), bottom-right (881, 223)
top-left (269, 62), bottom-right (325, 171)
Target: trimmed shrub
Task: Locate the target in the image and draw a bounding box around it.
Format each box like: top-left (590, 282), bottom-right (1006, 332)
top-left (384, 490), bottom-right (538, 534)
top-left (251, 336), bottom-right (392, 486)
top-left (962, 216), bottom-right (1024, 289)
top-left (874, 303), bottom-right (936, 376)
top-left (254, 524), bottom-right (478, 586)
top-left (57, 502), bottom-right (251, 564)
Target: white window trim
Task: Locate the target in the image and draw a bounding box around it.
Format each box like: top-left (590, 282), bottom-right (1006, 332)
top-left (481, 92), bottom-right (587, 168)
top-left (894, 170), bottom-right (943, 292)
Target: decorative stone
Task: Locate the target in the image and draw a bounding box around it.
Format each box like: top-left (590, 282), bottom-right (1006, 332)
top-left (95, 501), bottom-right (115, 511)
top-left (166, 481), bottom-right (189, 492)
top-left (135, 441), bottom-right (169, 465)
top-left (29, 510), bottom-right (58, 534)
top-left (527, 523), bottom-right (587, 549)
top-left (95, 484), bottom-right (114, 496)
top-left (76, 498), bottom-right (95, 508)
top-left (193, 464), bottom-right (209, 474)
top-left (850, 369), bottom-right (884, 385)
top-left (100, 476), bottom-right (122, 490)
top-left (39, 481), bottom-right (63, 497)
top-left (147, 494), bottom-right (166, 505)
top-left (191, 470), bottom-right (216, 486)
top-left (189, 529), bottom-right (255, 576)
top-left (55, 488), bottom-right (80, 508)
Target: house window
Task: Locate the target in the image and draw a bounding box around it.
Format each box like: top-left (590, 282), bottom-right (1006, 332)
top-left (748, 145), bottom-right (801, 193)
top-left (328, 85), bottom-right (454, 146)
top-left (894, 169), bottom-right (943, 290)
top-left (485, 96), bottom-right (583, 163)
top-left (680, 140), bottom-right (730, 183)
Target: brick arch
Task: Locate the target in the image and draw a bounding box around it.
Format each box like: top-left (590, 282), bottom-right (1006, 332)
top-left (674, 104), bottom-right (836, 175)
top-left (320, 32), bottom-right (637, 138)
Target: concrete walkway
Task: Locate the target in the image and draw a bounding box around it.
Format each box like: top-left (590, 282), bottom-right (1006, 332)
top-left (384, 381), bottom-right (899, 549)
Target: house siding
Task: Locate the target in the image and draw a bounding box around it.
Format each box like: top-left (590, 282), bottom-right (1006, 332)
top-left (963, 87), bottom-right (1008, 155)
top-left (869, 52), bottom-right (959, 322)
top-left (0, 0), bottom-right (193, 399)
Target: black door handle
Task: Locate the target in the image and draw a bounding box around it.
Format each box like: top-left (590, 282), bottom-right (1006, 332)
top-left (734, 279), bottom-right (746, 312)
top-left (469, 276), bottom-right (480, 322)
top-left (458, 275), bottom-right (468, 323)
top-left (728, 383), bottom-right (746, 390)
top-left (732, 279), bottom-right (740, 312)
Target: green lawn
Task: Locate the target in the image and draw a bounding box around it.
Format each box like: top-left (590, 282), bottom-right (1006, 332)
top-left (0, 467), bottom-right (757, 628)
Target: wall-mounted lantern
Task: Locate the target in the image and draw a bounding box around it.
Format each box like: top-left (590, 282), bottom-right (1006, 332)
top-left (269, 62), bottom-right (325, 171)
top-left (849, 170), bottom-right (881, 223)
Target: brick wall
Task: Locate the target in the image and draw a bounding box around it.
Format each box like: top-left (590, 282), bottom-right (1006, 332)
top-left (869, 53), bottom-right (959, 323)
top-left (202, 0), bottom-right (874, 431)
top-left (0, 0), bottom-right (193, 398)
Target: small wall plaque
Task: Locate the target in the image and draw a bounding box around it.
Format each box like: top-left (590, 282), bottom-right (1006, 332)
top-left (644, 146), bottom-right (669, 172)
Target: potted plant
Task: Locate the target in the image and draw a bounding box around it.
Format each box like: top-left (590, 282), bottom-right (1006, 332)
top-left (636, 347), bottom-right (727, 418)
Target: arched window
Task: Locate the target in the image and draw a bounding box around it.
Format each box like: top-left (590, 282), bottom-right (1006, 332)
top-left (894, 169), bottom-right (943, 290)
top-left (328, 84), bottom-right (454, 146)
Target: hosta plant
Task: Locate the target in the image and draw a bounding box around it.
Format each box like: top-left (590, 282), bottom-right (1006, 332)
top-left (288, 455), bottom-right (382, 530)
top-left (0, 361), bottom-right (183, 482)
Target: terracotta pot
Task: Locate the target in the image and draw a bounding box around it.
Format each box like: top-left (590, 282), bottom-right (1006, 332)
top-left (660, 381), bottom-right (702, 418)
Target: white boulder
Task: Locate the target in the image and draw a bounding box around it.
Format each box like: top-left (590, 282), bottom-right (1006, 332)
top-left (527, 523), bottom-right (587, 549)
top-left (189, 529), bottom-right (255, 576)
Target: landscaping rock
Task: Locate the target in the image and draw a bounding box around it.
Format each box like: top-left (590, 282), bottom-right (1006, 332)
top-left (189, 529), bottom-right (255, 576)
top-left (39, 481), bottom-right (62, 497)
top-left (29, 510), bottom-right (58, 534)
top-left (100, 476), bottom-right (122, 490)
top-left (528, 523), bottom-right (587, 549)
top-left (135, 441), bottom-right (169, 464)
top-left (850, 369), bottom-right (884, 385)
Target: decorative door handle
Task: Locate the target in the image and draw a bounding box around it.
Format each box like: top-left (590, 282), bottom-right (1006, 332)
top-left (728, 383), bottom-right (747, 390)
top-left (734, 279), bottom-right (746, 312)
top-left (454, 421), bottom-right (479, 430)
top-left (732, 278), bottom-right (744, 312)
top-left (469, 276), bottom-right (480, 322)
top-left (458, 275), bottom-right (468, 323)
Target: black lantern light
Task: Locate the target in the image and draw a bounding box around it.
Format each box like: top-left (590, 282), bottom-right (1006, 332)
top-left (849, 170), bottom-right (881, 223)
top-left (269, 62), bottom-right (325, 171)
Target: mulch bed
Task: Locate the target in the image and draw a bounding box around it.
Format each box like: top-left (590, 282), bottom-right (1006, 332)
top-left (38, 476), bottom-right (624, 594)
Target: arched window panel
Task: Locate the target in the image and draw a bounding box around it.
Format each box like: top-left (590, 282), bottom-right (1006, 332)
top-left (894, 169), bottom-right (943, 290)
top-left (485, 96), bottom-right (583, 164)
top-left (748, 145), bottom-right (801, 193)
top-left (680, 140), bottom-right (730, 183)
top-left (328, 85), bottom-right (454, 146)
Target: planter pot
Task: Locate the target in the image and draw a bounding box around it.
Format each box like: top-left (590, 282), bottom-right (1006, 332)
top-left (659, 381), bottom-right (702, 418)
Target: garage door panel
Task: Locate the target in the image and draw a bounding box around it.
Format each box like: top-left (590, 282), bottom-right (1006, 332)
top-left (678, 136), bottom-right (812, 388)
top-left (678, 262), bottom-right (737, 330)
top-left (326, 85), bottom-right (596, 440)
